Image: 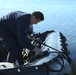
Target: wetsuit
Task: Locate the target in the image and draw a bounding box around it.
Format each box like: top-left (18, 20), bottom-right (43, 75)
top-left (0, 11), bottom-right (35, 64)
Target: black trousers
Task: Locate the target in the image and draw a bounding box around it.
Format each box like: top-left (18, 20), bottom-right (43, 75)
top-left (0, 30), bottom-right (24, 65)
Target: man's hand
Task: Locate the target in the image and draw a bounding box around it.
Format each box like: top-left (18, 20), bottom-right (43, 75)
top-left (33, 47), bottom-right (43, 54)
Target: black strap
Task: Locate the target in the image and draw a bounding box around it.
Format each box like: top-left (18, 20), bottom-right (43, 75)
top-left (0, 65), bottom-right (6, 68)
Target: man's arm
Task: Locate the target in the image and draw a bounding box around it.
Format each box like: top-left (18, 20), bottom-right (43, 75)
top-left (17, 15), bottom-right (43, 54)
top-left (17, 15), bottom-right (35, 50)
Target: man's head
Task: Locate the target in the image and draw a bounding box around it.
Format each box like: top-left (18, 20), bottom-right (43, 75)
top-left (30, 11), bottom-right (44, 24)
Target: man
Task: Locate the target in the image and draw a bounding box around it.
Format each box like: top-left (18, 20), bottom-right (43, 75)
top-left (0, 11), bottom-right (44, 65)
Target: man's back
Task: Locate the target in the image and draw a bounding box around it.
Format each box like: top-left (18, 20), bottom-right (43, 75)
top-left (0, 11), bottom-right (31, 36)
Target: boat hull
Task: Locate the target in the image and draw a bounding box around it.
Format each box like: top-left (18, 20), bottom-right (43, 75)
top-left (0, 31), bottom-right (71, 75)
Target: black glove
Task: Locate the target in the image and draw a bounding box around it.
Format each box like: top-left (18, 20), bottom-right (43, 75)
top-left (35, 50), bottom-right (49, 59)
top-left (29, 50), bottom-right (49, 62)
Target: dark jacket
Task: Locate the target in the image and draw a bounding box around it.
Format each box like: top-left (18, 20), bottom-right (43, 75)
top-left (0, 11), bottom-right (35, 50)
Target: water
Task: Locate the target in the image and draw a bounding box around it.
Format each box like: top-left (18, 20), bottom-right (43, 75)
top-left (0, 0), bottom-right (76, 59)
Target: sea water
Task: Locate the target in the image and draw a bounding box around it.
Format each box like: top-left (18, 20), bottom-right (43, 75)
top-left (0, 0), bottom-right (76, 59)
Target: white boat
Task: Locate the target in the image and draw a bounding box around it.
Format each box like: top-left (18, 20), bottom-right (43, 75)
top-left (0, 30), bottom-right (71, 75)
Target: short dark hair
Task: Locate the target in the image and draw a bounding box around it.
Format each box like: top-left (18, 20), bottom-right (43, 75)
top-left (32, 11), bottom-right (44, 20)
